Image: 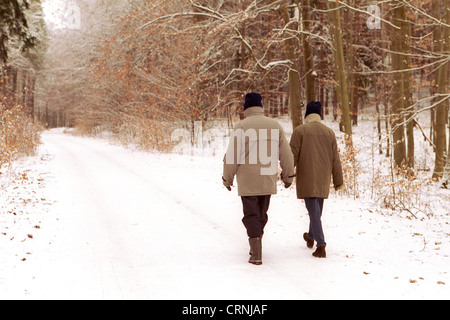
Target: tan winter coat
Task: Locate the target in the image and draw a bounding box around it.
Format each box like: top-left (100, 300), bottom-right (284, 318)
top-left (289, 113), bottom-right (343, 199)
top-left (223, 107), bottom-right (295, 196)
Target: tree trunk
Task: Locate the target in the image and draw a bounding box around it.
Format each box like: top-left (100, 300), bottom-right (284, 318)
top-left (279, 1), bottom-right (303, 129)
top-left (376, 102), bottom-right (382, 154)
top-left (442, 105), bottom-right (450, 188)
top-left (327, 1), bottom-right (352, 142)
top-left (348, 0), bottom-right (359, 126)
top-left (240, 0), bottom-right (246, 92)
top-left (403, 16), bottom-right (414, 169)
top-left (432, 0), bottom-right (449, 179)
top-left (301, 0), bottom-right (315, 103)
top-left (385, 103), bottom-right (390, 158)
top-left (391, 2), bottom-right (408, 167)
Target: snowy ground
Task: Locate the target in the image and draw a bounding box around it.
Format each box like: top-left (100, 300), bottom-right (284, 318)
top-left (1, 125), bottom-right (449, 300)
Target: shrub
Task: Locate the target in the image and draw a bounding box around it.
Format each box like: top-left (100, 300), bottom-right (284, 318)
top-left (338, 136), bottom-right (361, 199)
top-left (0, 102), bottom-right (41, 167)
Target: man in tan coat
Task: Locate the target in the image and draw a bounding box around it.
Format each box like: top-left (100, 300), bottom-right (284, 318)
top-left (290, 101), bottom-right (343, 258)
top-left (223, 92), bottom-right (295, 265)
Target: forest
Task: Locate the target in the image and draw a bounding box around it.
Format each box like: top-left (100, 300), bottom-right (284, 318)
top-left (1, 0), bottom-right (449, 191)
top-left (2, 0), bottom-right (450, 300)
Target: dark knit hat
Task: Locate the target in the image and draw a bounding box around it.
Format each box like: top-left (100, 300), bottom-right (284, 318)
top-left (244, 92), bottom-right (263, 110)
top-left (305, 101), bottom-right (322, 118)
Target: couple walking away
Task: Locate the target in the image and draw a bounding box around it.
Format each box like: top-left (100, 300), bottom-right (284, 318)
top-left (222, 92), bottom-right (343, 265)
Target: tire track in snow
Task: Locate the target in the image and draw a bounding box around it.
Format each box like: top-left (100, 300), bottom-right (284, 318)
top-left (40, 133), bottom-right (132, 298)
top-left (35, 131), bottom-right (312, 299)
top-left (38, 132), bottom-right (241, 298)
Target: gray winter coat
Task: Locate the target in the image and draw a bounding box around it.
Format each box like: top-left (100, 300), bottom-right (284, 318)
top-left (223, 107), bottom-right (295, 196)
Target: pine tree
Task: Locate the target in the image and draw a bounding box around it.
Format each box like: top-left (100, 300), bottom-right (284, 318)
top-left (0, 0), bottom-right (36, 64)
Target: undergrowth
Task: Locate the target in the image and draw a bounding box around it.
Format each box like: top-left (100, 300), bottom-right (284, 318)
top-left (0, 102), bottom-right (41, 168)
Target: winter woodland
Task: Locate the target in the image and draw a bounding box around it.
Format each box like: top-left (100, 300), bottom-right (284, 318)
top-left (0, 0), bottom-right (449, 299)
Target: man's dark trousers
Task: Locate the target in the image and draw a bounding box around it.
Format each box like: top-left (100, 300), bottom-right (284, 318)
top-left (241, 195), bottom-right (271, 238)
top-left (305, 197), bottom-right (326, 247)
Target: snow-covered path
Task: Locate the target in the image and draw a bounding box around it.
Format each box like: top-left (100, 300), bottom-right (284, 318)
top-left (1, 129), bottom-right (449, 299)
top-left (17, 130), bottom-right (309, 299)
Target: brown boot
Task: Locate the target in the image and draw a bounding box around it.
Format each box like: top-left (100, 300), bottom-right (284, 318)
top-left (312, 246), bottom-right (326, 258)
top-left (248, 237), bottom-right (262, 265)
top-left (303, 232), bottom-right (314, 249)
top-left (249, 232), bottom-right (263, 255)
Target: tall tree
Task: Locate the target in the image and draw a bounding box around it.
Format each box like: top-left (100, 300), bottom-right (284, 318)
top-left (300, 0), bottom-right (315, 104)
top-left (327, 0), bottom-right (352, 142)
top-left (279, 1), bottom-right (303, 129)
top-left (390, 1), bottom-right (411, 168)
top-left (432, 0), bottom-right (449, 179)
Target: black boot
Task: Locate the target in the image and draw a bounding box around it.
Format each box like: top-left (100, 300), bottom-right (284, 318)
top-left (248, 237), bottom-right (262, 265)
top-left (303, 232), bottom-right (314, 249)
top-left (312, 246), bottom-right (326, 258)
